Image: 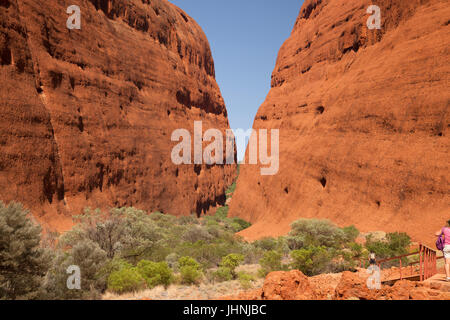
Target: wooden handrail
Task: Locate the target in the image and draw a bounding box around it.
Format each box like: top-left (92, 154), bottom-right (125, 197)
top-left (356, 243), bottom-right (439, 282)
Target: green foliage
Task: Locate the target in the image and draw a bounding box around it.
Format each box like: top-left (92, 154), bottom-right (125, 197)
top-left (287, 219), bottom-right (348, 249)
top-left (179, 256), bottom-right (201, 269)
top-left (60, 207), bottom-right (161, 261)
top-left (365, 232), bottom-right (411, 267)
top-left (136, 260), bottom-right (173, 288)
top-left (215, 206), bottom-right (229, 220)
top-left (226, 182), bottom-right (236, 199)
top-left (179, 257), bottom-right (202, 285)
top-left (107, 267), bottom-right (145, 294)
top-left (213, 254), bottom-right (244, 281)
top-left (220, 254), bottom-right (244, 272)
top-left (254, 237), bottom-right (289, 254)
top-left (238, 272), bottom-right (256, 290)
top-left (386, 232), bottom-right (411, 255)
top-left (290, 246), bottom-right (332, 276)
top-left (342, 225), bottom-right (360, 243)
top-left (1, 199), bottom-right (414, 299)
top-left (44, 239), bottom-right (108, 299)
top-left (213, 267), bottom-right (233, 282)
top-left (348, 242), bottom-right (364, 258)
top-left (0, 202), bottom-right (49, 299)
top-left (258, 250), bottom-right (284, 277)
top-left (229, 218), bottom-right (252, 232)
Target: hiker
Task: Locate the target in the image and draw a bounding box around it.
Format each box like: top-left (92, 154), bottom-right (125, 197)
top-left (369, 253), bottom-right (376, 266)
top-left (435, 220), bottom-right (450, 282)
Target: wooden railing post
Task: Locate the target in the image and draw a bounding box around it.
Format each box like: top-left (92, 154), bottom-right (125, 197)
top-left (419, 245), bottom-right (423, 282)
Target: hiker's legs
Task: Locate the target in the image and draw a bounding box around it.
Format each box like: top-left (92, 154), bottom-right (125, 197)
top-left (445, 258), bottom-right (450, 278)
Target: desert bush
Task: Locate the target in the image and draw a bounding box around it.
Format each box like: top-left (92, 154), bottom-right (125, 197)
top-left (44, 239), bottom-right (108, 299)
top-left (238, 272), bottom-right (256, 290)
top-left (254, 238), bottom-right (279, 251)
top-left (254, 237), bottom-right (289, 254)
top-left (386, 232), bottom-right (411, 255)
top-left (342, 225), bottom-right (360, 243)
top-left (226, 182), bottom-right (236, 198)
top-left (365, 232), bottom-right (411, 267)
top-left (182, 225), bottom-right (213, 243)
top-left (215, 206), bottom-right (229, 220)
top-left (136, 260), bottom-right (173, 288)
top-left (213, 267), bottom-right (233, 282)
top-left (107, 267), bottom-right (146, 294)
top-left (258, 250), bottom-right (284, 277)
top-left (179, 257), bottom-right (202, 285)
top-left (177, 215), bottom-right (199, 225)
top-left (0, 202), bottom-right (49, 299)
top-left (60, 207), bottom-right (161, 261)
top-left (213, 254), bottom-right (244, 281)
top-left (290, 246), bottom-right (332, 276)
top-left (287, 219), bottom-right (347, 250)
top-left (228, 218), bottom-right (251, 232)
top-left (221, 254), bottom-right (244, 274)
top-left (165, 253), bottom-right (179, 271)
top-left (348, 242), bottom-right (365, 258)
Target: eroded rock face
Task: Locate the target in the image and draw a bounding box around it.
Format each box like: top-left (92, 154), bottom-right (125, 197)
top-left (230, 0), bottom-right (449, 244)
top-left (0, 0), bottom-right (235, 230)
top-left (222, 270), bottom-right (450, 300)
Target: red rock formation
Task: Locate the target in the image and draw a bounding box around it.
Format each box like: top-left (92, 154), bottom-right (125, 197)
top-left (230, 0), bottom-right (449, 245)
top-left (222, 270), bottom-right (450, 300)
top-left (221, 270), bottom-right (317, 300)
top-left (0, 0), bottom-right (235, 231)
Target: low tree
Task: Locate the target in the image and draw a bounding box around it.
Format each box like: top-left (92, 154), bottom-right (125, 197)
top-left (0, 202), bottom-right (49, 299)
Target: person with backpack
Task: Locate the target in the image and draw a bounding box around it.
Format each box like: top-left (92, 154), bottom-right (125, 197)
top-left (435, 220), bottom-right (450, 282)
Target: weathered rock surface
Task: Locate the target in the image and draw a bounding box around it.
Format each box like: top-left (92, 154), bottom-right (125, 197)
top-left (0, 0), bottom-right (235, 231)
top-left (230, 0), bottom-right (449, 245)
top-left (223, 270), bottom-right (450, 300)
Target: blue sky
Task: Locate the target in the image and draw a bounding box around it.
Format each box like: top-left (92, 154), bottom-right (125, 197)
top-left (170, 0), bottom-right (304, 160)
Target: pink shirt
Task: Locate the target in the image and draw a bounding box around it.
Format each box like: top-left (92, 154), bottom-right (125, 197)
top-left (442, 227), bottom-right (450, 245)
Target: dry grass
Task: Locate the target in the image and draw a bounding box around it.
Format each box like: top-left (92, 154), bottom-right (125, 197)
top-left (102, 264), bottom-right (263, 300)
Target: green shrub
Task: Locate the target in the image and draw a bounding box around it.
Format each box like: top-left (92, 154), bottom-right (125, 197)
top-left (182, 225), bottom-right (212, 243)
top-left (179, 256), bottom-right (201, 269)
top-left (179, 257), bottom-right (202, 285)
top-left (229, 218), bottom-right (251, 232)
top-left (213, 267), bottom-right (233, 282)
top-left (364, 232), bottom-right (411, 267)
top-left (386, 232), bottom-right (411, 255)
top-left (226, 182), bottom-right (236, 198)
top-left (258, 250), bottom-right (284, 277)
top-left (180, 266), bottom-right (202, 285)
top-left (44, 240), bottom-right (108, 300)
top-left (287, 219), bottom-right (347, 249)
top-left (342, 225), bottom-right (360, 243)
top-left (107, 267), bottom-right (145, 294)
top-left (0, 202), bottom-right (49, 299)
top-left (215, 206), bottom-right (229, 220)
top-left (254, 238), bottom-right (279, 251)
top-left (165, 253), bottom-right (179, 270)
top-left (238, 272), bottom-right (256, 290)
top-left (348, 242), bottom-right (364, 258)
top-left (221, 254), bottom-right (244, 272)
top-left (290, 246), bottom-right (332, 276)
top-left (136, 260), bottom-right (173, 288)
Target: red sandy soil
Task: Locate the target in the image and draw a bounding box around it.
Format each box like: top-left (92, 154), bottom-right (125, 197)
top-left (229, 0), bottom-right (450, 246)
top-left (0, 0), bottom-right (236, 232)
